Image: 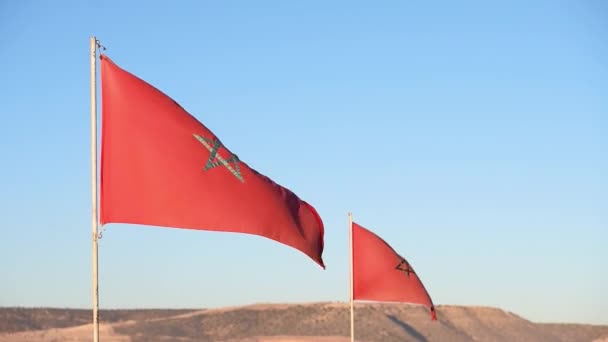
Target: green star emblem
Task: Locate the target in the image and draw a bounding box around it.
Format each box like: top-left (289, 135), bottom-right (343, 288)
top-left (395, 257), bottom-right (415, 278)
top-left (193, 134), bottom-right (244, 183)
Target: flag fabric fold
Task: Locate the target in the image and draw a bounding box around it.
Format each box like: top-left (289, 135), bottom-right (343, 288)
top-left (352, 221), bottom-right (435, 319)
top-left (99, 54), bottom-right (325, 268)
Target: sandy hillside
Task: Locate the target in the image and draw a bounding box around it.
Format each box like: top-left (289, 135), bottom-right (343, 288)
top-left (1, 303), bottom-right (606, 342)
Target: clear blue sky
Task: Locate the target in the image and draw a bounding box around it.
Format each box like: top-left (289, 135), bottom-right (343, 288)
top-left (1, 0), bottom-right (606, 325)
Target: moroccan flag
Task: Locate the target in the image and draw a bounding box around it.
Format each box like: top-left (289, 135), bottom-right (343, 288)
top-left (99, 55), bottom-right (325, 268)
top-left (352, 222), bottom-right (435, 319)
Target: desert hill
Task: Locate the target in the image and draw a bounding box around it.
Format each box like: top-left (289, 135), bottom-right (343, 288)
top-left (0, 303), bottom-right (606, 342)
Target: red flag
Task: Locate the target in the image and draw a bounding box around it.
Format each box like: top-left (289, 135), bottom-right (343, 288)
top-left (99, 55), bottom-right (325, 268)
top-left (352, 222), bottom-right (435, 319)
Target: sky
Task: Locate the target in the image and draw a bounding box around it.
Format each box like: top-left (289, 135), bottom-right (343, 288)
top-left (0, 0), bottom-right (606, 325)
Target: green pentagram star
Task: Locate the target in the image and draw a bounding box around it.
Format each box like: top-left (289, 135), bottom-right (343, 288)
top-left (193, 134), bottom-right (244, 183)
top-left (395, 257), bottom-right (415, 278)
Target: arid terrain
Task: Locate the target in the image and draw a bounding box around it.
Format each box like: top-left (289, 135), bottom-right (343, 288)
top-left (0, 303), bottom-right (606, 342)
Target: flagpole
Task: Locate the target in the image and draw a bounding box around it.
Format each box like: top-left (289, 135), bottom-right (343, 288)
top-left (90, 36), bottom-right (100, 342)
top-left (348, 212), bottom-right (354, 342)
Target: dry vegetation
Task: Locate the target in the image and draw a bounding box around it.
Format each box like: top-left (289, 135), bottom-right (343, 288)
top-left (0, 303), bottom-right (606, 342)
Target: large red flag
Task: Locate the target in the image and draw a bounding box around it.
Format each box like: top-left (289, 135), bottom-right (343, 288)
top-left (99, 55), bottom-right (324, 268)
top-left (352, 222), bottom-right (435, 319)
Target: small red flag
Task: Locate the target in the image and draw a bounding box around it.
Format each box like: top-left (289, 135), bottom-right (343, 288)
top-left (99, 55), bottom-right (325, 268)
top-left (352, 222), bottom-right (435, 319)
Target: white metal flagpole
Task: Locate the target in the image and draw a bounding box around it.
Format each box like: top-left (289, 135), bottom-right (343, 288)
top-left (90, 35), bottom-right (100, 342)
top-left (348, 212), bottom-right (354, 342)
